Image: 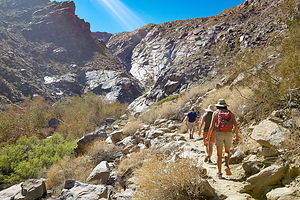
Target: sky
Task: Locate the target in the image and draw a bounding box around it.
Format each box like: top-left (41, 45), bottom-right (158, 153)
top-left (51, 0), bottom-right (245, 34)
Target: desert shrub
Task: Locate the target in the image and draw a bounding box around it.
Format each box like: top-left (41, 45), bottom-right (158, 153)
top-left (46, 156), bottom-right (94, 195)
top-left (134, 156), bottom-right (207, 200)
top-left (123, 120), bottom-right (142, 135)
top-left (85, 140), bottom-right (121, 165)
top-left (0, 133), bottom-right (76, 189)
top-left (0, 96), bottom-right (53, 145)
top-left (117, 149), bottom-right (159, 178)
top-left (54, 93), bottom-right (128, 139)
top-left (0, 93), bottom-right (128, 145)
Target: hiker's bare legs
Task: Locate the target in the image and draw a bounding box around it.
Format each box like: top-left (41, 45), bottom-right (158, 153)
top-left (205, 144), bottom-right (209, 156)
top-left (216, 145), bottom-right (223, 174)
top-left (208, 141), bottom-right (213, 160)
top-left (191, 128), bottom-right (195, 138)
top-left (224, 148), bottom-right (230, 168)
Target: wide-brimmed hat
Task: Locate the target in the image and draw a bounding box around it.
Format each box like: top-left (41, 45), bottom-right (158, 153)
top-left (215, 99), bottom-right (230, 107)
top-left (205, 104), bottom-right (215, 112)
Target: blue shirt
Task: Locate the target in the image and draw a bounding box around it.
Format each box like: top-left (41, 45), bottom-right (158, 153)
top-left (187, 111), bottom-right (197, 122)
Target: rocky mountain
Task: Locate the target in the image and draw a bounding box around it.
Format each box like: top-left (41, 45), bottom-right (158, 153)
top-left (0, 0), bottom-right (143, 104)
top-left (94, 0), bottom-right (289, 109)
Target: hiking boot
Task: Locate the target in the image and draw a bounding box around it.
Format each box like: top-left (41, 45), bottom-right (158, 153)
top-left (217, 172), bottom-right (223, 179)
top-left (208, 159), bottom-right (213, 164)
top-left (225, 167), bottom-right (232, 176)
top-left (189, 134), bottom-right (193, 139)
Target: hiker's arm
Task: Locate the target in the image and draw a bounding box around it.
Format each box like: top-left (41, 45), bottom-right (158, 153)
top-left (232, 113), bottom-right (239, 142)
top-left (208, 113), bottom-right (217, 137)
top-left (184, 116), bottom-right (188, 125)
top-left (199, 116), bottom-right (205, 135)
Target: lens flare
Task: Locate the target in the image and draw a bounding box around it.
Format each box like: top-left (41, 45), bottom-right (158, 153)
top-left (93, 0), bottom-right (145, 31)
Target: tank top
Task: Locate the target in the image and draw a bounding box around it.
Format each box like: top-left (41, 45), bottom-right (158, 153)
top-left (204, 111), bottom-right (213, 132)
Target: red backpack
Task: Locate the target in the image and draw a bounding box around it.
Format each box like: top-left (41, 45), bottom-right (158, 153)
top-left (216, 109), bottom-right (233, 132)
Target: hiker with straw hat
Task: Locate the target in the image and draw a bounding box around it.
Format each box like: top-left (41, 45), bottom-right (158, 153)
top-left (207, 99), bottom-right (239, 179)
top-left (199, 104), bottom-right (216, 163)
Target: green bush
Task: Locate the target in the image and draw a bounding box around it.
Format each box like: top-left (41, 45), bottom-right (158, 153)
top-left (152, 94), bottom-right (179, 106)
top-left (0, 133), bottom-right (76, 189)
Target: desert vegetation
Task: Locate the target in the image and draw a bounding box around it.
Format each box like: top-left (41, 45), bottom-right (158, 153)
top-left (0, 93), bottom-right (128, 189)
top-left (0, 134), bottom-right (76, 189)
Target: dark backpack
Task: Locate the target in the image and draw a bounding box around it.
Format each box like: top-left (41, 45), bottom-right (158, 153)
top-left (215, 109), bottom-right (233, 132)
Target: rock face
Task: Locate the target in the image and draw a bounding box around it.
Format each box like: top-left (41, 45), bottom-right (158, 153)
top-left (242, 165), bottom-right (288, 197)
top-left (251, 120), bottom-right (289, 148)
top-left (57, 180), bottom-right (107, 200)
top-left (97, 0), bottom-right (288, 106)
top-left (0, 0), bottom-right (142, 103)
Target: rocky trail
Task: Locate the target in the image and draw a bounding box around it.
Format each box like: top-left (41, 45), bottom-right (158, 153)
top-left (185, 133), bottom-right (253, 199)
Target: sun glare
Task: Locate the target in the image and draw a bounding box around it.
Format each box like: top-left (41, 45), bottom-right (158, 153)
top-left (93, 0), bottom-right (145, 31)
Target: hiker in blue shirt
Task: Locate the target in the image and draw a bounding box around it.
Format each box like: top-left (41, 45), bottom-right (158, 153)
top-left (185, 106), bottom-right (198, 139)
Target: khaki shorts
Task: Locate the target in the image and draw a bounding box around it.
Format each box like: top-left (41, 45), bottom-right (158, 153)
top-left (215, 132), bottom-right (232, 149)
top-left (187, 122), bottom-right (196, 130)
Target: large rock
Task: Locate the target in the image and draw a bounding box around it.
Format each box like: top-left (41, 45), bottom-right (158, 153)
top-left (197, 179), bottom-right (215, 197)
top-left (242, 161), bottom-right (264, 176)
top-left (242, 165), bottom-right (288, 197)
top-left (146, 129), bottom-right (164, 139)
top-left (266, 187), bottom-right (299, 200)
top-left (0, 179), bottom-right (46, 200)
top-left (87, 161), bottom-right (111, 184)
top-left (0, 183), bottom-right (22, 200)
top-left (57, 180), bottom-right (107, 200)
top-left (74, 129), bottom-right (107, 155)
top-left (21, 179), bottom-right (46, 200)
top-left (110, 130), bottom-right (124, 144)
top-left (251, 120), bottom-right (289, 148)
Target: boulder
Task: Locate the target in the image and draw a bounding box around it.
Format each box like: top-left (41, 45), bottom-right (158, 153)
top-left (0, 183), bottom-right (22, 200)
top-left (251, 120), bottom-right (289, 148)
top-left (242, 165), bottom-right (288, 197)
top-left (74, 129), bottom-right (107, 155)
top-left (87, 161), bottom-right (111, 184)
top-left (21, 179), bottom-right (46, 200)
top-left (230, 147), bottom-right (245, 164)
top-left (146, 129), bottom-right (164, 139)
top-left (113, 188), bottom-right (134, 200)
top-left (168, 123), bottom-right (178, 130)
top-left (122, 144), bottom-right (135, 155)
top-left (197, 179), bottom-right (215, 197)
top-left (110, 130), bottom-right (124, 144)
top-left (0, 179), bottom-right (46, 200)
top-left (266, 187), bottom-right (298, 200)
top-left (257, 147), bottom-right (279, 157)
top-left (57, 180), bottom-right (107, 200)
top-left (242, 161), bottom-right (264, 176)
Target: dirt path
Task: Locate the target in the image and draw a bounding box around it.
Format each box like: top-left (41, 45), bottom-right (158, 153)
top-left (183, 134), bottom-right (254, 200)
